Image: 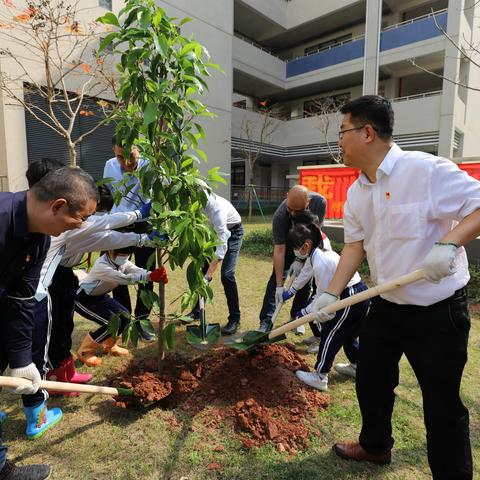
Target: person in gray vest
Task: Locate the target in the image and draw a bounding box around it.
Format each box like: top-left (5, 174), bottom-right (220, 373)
top-left (258, 185), bottom-right (327, 333)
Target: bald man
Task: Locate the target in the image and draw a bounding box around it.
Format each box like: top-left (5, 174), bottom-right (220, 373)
top-left (258, 185), bottom-right (327, 332)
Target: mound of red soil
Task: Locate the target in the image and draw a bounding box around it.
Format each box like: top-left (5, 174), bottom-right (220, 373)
top-left (110, 343), bottom-right (330, 452)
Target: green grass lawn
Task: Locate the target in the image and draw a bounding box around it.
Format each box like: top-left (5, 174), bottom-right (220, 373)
top-left (1, 230), bottom-right (479, 479)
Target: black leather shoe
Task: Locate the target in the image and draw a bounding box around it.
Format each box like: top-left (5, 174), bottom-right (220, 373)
top-left (221, 320), bottom-right (240, 336)
top-left (135, 321), bottom-right (155, 342)
top-left (0, 460), bottom-right (51, 480)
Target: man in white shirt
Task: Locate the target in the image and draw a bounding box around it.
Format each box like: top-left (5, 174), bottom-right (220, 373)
top-left (103, 135), bottom-right (155, 341)
top-left (313, 95), bottom-right (479, 479)
top-left (188, 193), bottom-right (243, 335)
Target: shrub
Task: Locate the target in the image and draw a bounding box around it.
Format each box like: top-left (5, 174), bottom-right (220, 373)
top-left (242, 228), bottom-right (274, 257)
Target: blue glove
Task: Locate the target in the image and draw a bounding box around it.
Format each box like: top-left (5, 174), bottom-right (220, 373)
top-left (136, 202), bottom-right (152, 220)
top-left (282, 289), bottom-right (294, 302)
top-left (293, 309), bottom-right (307, 320)
top-left (147, 231), bottom-right (169, 242)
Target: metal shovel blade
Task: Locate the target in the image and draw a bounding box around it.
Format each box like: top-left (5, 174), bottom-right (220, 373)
top-left (224, 330), bottom-right (286, 351)
top-left (185, 297), bottom-right (221, 349)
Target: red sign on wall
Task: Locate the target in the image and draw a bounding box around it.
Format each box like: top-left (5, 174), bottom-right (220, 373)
top-left (300, 162), bottom-right (480, 219)
top-left (299, 167), bottom-right (360, 219)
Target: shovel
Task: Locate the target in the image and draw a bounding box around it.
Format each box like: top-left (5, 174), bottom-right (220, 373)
top-left (225, 269), bottom-right (425, 351)
top-left (0, 376), bottom-right (133, 397)
top-left (186, 296), bottom-right (221, 349)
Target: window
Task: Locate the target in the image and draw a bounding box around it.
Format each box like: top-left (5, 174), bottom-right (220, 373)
top-left (303, 92), bottom-right (351, 117)
top-left (304, 34), bottom-right (353, 56)
top-left (99, 0), bottom-right (112, 9)
top-left (233, 99), bottom-right (246, 109)
top-left (231, 163), bottom-right (245, 186)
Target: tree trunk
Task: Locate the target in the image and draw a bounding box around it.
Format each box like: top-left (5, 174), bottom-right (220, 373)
top-left (247, 163), bottom-right (254, 221)
top-left (68, 143), bottom-right (77, 167)
top-left (156, 249), bottom-right (166, 374)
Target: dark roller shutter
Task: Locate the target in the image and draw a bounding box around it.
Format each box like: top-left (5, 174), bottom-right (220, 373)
top-left (24, 87), bottom-right (115, 180)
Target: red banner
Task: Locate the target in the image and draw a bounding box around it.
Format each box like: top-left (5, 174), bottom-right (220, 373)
top-left (300, 162), bottom-right (480, 219)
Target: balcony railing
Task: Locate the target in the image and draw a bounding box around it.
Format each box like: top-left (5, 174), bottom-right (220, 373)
top-left (234, 32), bottom-right (280, 58)
top-left (0, 175), bottom-right (7, 192)
top-left (286, 9), bottom-right (448, 78)
top-left (390, 90), bottom-right (442, 103)
top-left (233, 90), bottom-right (442, 121)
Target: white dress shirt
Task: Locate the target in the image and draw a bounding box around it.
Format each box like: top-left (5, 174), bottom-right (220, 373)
top-left (103, 157), bottom-right (149, 213)
top-left (203, 193), bottom-right (241, 260)
top-left (344, 143), bottom-right (480, 305)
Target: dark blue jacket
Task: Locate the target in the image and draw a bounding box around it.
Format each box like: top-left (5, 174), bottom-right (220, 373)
top-left (0, 191), bottom-right (50, 368)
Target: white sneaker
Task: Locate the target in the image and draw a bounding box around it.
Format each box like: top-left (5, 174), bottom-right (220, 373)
top-left (302, 335), bottom-right (320, 346)
top-left (307, 343), bottom-right (320, 354)
top-left (295, 324), bottom-right (306, 335)
top-left (295, 371), bottom-right (328, 391)
top-left (334, 362), bottom-right (357, 378)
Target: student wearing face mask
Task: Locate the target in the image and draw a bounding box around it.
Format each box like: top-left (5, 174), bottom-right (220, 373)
top-left (281, 222), bottom-right (369, 392)
top-left (74, 246), bottom-right (168, 366)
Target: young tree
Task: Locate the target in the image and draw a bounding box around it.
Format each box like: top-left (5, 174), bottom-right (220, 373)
top-left (0, 0), bottom-right (117, 165)
top-left (98, 0), bottom-right (224, 370)
top-left (239, 105), bottom-right (281, 220)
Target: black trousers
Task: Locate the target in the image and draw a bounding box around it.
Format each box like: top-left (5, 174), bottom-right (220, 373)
top-left (357, 289), bottom-right (472, 480)
top-left (48, 266), bottom-right (78, 368)
top-left (112, 246), bottom-right (155, 319)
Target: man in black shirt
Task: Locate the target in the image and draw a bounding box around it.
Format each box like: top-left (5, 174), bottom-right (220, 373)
top-left (0, 166), bottom-right (97, 480)
top-left (258, 185), bottom-right (327, 332)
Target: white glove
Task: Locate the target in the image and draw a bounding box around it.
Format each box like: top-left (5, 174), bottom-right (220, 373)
top-left (311, 292), bottom-right (338, 325)
top-left (421, 242), bottom-right (458, 283)
top-left (275, 286), bottom-right (284, 307)
top-left (8, 363), bottom-right (41, 395)
top-left (288, 260), bottom-right (304, 278)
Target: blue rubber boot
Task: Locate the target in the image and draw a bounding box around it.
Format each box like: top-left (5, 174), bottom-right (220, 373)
top-left (23, 401), bottom-right (62, 440)
top-left (0, 411), bottom-right (6, 423)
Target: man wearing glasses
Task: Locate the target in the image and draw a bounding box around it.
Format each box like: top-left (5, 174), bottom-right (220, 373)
top-left (313, 95), bottom-right (477, 479)
top-left (258, 184), bottom-right (326, 333)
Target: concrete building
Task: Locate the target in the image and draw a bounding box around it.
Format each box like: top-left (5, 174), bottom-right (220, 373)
top-left (230, 0), bottom-right (480, 204)
top-left (1, 0), bottom-right (479, 203)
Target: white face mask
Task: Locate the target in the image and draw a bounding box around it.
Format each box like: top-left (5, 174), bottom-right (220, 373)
top-left (113, 255), bottom-right (129, 266)
top-left (294, 249), bottom-right (309, 260)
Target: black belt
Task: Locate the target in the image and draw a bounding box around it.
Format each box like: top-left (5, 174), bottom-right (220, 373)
top-left (375, 286), bottom-right (467, 309)
top-left (228, 223), bottom-right (242, 231)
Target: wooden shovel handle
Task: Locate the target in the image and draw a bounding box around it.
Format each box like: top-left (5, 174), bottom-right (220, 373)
top-left (269, 269), bottom-right (425, 339)
top-left (0, 376), bottom-right (120, 396)
top-left (271, 273), bottom-right (295, 325)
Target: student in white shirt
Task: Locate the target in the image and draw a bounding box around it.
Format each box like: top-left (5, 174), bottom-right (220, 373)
top-left (314, 95), bottom-right (480, 478)
top-left (75, 246), bottom-right (167, 367)
top-left (282, 222), bottom-right (368, 391)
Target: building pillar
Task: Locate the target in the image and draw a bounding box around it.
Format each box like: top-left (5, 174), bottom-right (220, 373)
top-left (363, 0), bottom-right (382, 95)
top-left (0, 76), bottom-right (29, 191)
top-left (438, 0), bottom-right (464, 157)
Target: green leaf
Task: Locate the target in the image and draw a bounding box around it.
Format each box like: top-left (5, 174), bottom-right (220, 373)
top-left (164, 323), bottom-right (176, 350)
top-left (178, 17), bottom-right (192, 27)
top-left (144, 102), bottom-right (157, 125)
top-left (98, 12), bottom-right (120, 27)
top-left (98, 32), bottom-right (117, 54)
top-left (138, 9), bottom-right (151, 30)
top-left (139, 290), bottom-right (153, 310)
top-left (140, 319), bottom-right (155, 336)
top-left (152, 10), bottom-right (163, 27)
top-left (154, 34), bottom-right (169, 57)
top-left (130, 322), bottom-right (139, 347)
top-left (194, 148), bottom-right (207, 163)
top-left (108, 314), bottom-right (120, 337)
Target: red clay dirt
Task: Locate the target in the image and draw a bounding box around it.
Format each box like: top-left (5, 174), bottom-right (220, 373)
top-left (110, 343), bottom-right (330, 453)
